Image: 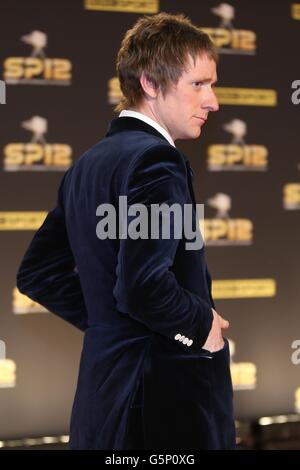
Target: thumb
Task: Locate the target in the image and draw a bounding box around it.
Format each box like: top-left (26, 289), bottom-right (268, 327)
top-left (220, 316), bottom-right (229, 329)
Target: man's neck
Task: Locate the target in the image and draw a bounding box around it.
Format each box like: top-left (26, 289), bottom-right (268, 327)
top-left (119, 109), bottom-right (175, 147)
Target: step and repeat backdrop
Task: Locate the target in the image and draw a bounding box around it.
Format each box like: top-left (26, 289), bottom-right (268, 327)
top-left (0, 0), bottom-right (300, 440)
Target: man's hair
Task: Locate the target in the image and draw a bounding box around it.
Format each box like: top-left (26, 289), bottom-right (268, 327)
top-left (115, 12), bottom-right (218, 112)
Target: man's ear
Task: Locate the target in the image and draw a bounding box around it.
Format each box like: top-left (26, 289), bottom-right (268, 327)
top-left (140, 72), bottom-right (159, 99)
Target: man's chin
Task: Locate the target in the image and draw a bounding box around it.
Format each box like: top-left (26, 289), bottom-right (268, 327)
top-left (191, 127), bottom-right (202, 139)
top-left (176, 128), bottom-right (202, 141)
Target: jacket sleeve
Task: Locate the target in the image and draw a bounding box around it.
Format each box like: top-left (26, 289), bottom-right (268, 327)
top-left (16, 175), bottom-right (88, 331)
top-left (113, 144), bottom-right (213, 353)
top-left (206, 265), bottom-right (216, 310)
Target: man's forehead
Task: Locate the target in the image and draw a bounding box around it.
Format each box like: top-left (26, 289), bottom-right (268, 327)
top-left (182, 53), bottom-right (217, 78)
top-left (185, 52), bottom-right (216, 69)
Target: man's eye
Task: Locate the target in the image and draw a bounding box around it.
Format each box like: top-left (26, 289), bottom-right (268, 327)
top-left (193, 82), bottom-right (203, 88)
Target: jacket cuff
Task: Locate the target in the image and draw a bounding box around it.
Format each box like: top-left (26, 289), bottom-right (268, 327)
top-left (172, 305), bottom-right (214, 354)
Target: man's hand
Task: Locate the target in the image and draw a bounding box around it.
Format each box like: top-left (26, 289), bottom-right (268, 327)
top-left (202, 308), bottom-right (229, 353)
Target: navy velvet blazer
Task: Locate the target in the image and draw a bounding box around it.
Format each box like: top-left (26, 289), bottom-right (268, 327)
top-left (16, 117), bottom-right (235, 449)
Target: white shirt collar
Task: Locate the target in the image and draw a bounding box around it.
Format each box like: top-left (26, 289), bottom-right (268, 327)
top-left (119, 109), bottom-right (175, 147)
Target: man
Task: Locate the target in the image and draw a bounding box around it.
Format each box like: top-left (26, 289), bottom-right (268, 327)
top-left (16, 13), bottom-right (236, 449)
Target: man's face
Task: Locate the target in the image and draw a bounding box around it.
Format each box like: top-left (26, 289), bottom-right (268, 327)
top-left (152, 53), bottom-right (219, 141)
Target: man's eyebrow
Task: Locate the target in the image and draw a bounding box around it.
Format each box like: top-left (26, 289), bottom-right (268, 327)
top-left (191, 77), bottom-right (218, 85)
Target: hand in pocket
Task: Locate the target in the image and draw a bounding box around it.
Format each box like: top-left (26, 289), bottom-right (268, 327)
top-left (202, 308), bottom-right (229, 353)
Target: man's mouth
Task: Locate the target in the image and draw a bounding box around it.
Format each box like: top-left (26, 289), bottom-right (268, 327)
top-left (194, 116), bottom-right (207, 125)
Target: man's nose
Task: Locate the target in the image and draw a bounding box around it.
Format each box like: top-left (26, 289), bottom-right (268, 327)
top-left (208, 89), bottom-right (219, 112)
top-left (202, 88), bottom-right (219, 113)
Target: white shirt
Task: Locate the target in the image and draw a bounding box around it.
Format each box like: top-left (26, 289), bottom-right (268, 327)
top-left (119, 109), bottom-right (175, 147)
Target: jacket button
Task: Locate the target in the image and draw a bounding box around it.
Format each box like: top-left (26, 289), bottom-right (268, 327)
top-left (183, 337), bottom-right (189, 344)
top-left (174, 333), bottom-right (181, 341)
top-left (187, 339), bottom-right (193, 347)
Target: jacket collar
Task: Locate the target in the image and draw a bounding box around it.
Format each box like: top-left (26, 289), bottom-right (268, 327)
top-left (105, 116), bottom-right (171, 145)
top-left (105, 116), bottom-right (194, 178)
top-left (119, 110), bottom-right (175, 147)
